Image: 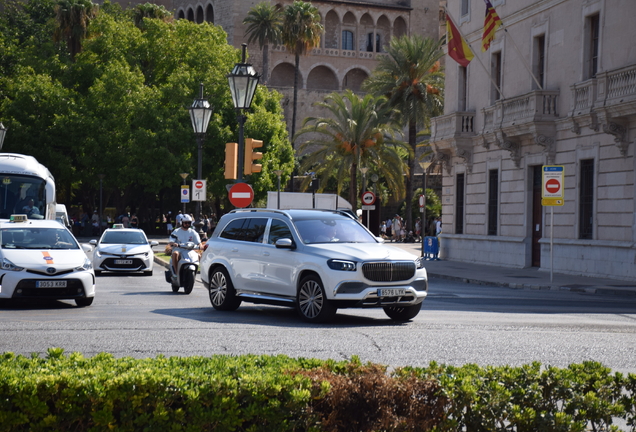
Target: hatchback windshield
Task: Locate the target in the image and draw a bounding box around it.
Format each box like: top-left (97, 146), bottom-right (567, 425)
top-left (0, 227), bottom-right (78, 250)
top-left (100, 231), bottom-right (148, 244)
top-left (294, 217), bottom-right (377, 244)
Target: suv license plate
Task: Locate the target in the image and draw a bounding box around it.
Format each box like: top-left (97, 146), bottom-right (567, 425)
top-left (378, 288), bottom-right (406, 297)
top-left (37, 281), bottom-right (67, 288)
top-left (114, 259), bottom-right (133, 265)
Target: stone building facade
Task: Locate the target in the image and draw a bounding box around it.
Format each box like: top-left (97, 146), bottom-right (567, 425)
top-left (169, 0), bottom-right (440, 143)
top-left (430, 0), bottom-right (636, 280)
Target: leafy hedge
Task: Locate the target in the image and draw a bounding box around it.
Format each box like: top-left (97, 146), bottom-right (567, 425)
top-left (0, 348), bottom-right (634, 431)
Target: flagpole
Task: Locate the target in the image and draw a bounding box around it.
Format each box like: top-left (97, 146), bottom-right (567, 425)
top-left (445, 8), bottom-right (505, 99)
top-left (501, 26), bottom-right (544, 90)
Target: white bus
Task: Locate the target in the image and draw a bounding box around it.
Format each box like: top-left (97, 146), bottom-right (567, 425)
top-left (0, 153), bottom-right (56, 220)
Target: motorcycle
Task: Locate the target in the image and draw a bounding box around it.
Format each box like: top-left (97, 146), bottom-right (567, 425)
top-left (164, 242), bottom-right (199, 294)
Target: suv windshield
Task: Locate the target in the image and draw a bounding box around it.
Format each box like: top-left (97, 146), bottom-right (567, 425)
top-left (294, 217), bottom-right (377, 244)
top-left (100, 231), bottom-right (147, 244)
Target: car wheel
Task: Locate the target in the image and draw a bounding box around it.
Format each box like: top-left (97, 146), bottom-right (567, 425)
top-left (209, 267), bottom-right (241, 311)
top-left (183, 269), bottom-right (195, 294)
top-left (144, 270), bottom-right (153, 277)
top-left (383, 304), bottom-right (421, 322)
top-left (75, 297), bottom-right (94, 307)
top-left (297, 275), bottom-right (336, 323)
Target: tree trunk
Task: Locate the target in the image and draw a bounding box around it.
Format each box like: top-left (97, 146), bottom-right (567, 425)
top-left (405, 119), bottom-right (417, 233)
top-left (349, 162), bottom-right (358, 213)
top-left (291, 52), bottom-right (300, 146)
top-left (262, 44), bottom-right (269, 84)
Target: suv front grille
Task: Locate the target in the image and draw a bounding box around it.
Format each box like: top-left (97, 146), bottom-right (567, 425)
top-left (362, 261), bottom-right (415, 282)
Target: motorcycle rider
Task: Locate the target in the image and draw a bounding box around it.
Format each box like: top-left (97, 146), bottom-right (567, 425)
top-left (168, 214), bottom-right (201, 276)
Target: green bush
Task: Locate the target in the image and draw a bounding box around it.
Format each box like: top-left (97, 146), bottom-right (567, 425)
top-left (1, 349), bottom-right (635, 431)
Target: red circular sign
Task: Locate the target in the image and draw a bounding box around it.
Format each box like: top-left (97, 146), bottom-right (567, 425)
top-left (195, 180), bottom-right (204, 189)
top-left (229, 182), bottom-right (254, 208)
top-left (546, 178), bottom-right (561, 194)
top-left (361, 191), bottom-right (376, 205)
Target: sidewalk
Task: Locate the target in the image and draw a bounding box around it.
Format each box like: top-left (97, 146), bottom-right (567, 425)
top-left (81, 235), bottom-right (636, 297)
top-left (391, 241), bottom-right (636, 297)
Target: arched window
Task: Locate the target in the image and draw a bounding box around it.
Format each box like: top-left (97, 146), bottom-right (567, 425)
top-left (342, 30), bottom-right (354, 50)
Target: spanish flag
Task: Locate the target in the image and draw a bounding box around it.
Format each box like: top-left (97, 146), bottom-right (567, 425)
top-left (446, 15), bottom-right (474, 67)
top-left (482, 0), bottom-right (502, 52)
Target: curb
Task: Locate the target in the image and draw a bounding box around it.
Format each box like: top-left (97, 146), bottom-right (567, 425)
top-left (428, 273), bottom-right (636, 297)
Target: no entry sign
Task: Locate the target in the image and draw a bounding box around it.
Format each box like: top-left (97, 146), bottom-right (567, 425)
top-left (542, 165), bottom-right (564, 206)
top-left (229, 182), bottom-right (254, 208)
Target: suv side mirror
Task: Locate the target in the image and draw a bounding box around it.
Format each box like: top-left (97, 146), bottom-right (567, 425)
top-left (275, 238), bottom-right (294, 249)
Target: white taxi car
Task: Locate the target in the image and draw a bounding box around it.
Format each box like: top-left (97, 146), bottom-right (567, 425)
top-left (0, 215), bottom-right (95, 306)
top-left (90, 225), bottom-right (158, 276)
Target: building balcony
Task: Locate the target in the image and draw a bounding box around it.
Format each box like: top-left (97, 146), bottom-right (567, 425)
top-left (569, 63), bottom-right (636, 156)
top-left (430, 111), bottom-right (475, 142)
top-left (430, 91), bottom-right (559, 169)
top-left (429, 112), bottom-right (476, 173)
top-left (272, 45), bottom-right (385, 60)
top-left (481, 89), bottom-right (559, 135)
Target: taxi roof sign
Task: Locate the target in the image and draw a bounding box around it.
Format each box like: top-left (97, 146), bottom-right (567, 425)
top-left (10, 214), bottom-right (28, 223)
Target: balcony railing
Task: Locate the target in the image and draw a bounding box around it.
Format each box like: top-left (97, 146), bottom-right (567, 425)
top-left (431, 112), bottom-right (475, 142)
top-left (570, 64), bottom-right (636, 116)
top-left (482, 90), bottom-right (559, 133)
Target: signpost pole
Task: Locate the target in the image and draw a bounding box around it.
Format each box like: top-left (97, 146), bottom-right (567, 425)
top-left (551, 206), bottom-right (554, 283)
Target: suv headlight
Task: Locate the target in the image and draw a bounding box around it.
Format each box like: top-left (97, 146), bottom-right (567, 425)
top-left (327, 259), bottom-right (356, 271)
top-left (1, 258), bottom-right (24, 271)
top-left (75, 257), bottom-right (93, 272)
top-left (415, 257), bottom-right (425, 269)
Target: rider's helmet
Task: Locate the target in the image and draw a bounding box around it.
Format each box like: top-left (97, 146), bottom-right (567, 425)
top-left (181, 214), bottom-right (193, 225)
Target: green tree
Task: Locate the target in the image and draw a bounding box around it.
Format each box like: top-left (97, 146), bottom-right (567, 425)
top-left (52, 0), bottom-right (98, 60)
top-left (295, 90), bottom-right (408, 212)
top-left (281, 0), bottom-right (322, 147)
top-left (243, 2), bottom-right (282, 85)
top-left (1, 2), bottom-right (292, 221)
top-left (363, 35), bottom-right (444, 232)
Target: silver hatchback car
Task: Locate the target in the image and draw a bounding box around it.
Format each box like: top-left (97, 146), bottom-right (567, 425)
top-left (200, 209), bottom-right (428, 323)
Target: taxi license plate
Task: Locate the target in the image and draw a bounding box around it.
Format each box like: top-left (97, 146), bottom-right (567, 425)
top-left (114, 259), bottom-right (133, 265)
top-left (378, 288), bottom-right (406, 297)
top-left (36, 281), bottom-right (67, 288)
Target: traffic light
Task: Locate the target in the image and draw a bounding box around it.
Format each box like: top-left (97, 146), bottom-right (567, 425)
top-left (224, 142), bottom-right (238, 179)
top-left (243, 138), bottom-right (263, 176)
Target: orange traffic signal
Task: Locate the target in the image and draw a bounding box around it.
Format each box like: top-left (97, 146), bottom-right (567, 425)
top-left (244, 138), bottom-right (263, 176)
top-left (224, 142), bottom-right (238, 179)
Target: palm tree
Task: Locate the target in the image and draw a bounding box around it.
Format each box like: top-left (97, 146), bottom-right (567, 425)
top-left (363, 35), bottom-right (444, 233)
top-left (243, 2), bottom-right (283, 85)
top-left (53, 0), bottom-right (98, 61)
top-left (132, 3), bottom-right (173, 29)
top-left (281, 1), bottom-right (323, 148)
top-left (295, 90), bottom-right (409, 212)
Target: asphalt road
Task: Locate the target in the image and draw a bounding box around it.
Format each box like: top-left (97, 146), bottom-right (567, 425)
top-left (1, 270), bottom-right (635, 374)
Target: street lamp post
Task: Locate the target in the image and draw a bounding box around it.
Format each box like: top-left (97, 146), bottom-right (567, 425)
top-left (274, 170), bottom-right (282, 209)
top-left (98, 174), bottom-right (104, 233)
top-left (0, 123), bottom-right (7, 150)
top-left (418, 161), bottom-right (431, 257)
top-left (227, 44), bottom-right (260, 183)
top-left (188, 84), bottom-right (213, 236)
top-left (179, 173), bottom-right (189, 215)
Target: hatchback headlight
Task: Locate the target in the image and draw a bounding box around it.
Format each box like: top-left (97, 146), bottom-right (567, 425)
top-left (327, 259), bottom-right (356, 271)
top-left (75, 257), bottom-right (93, 272)
top-left (1, 258), bottom-right (24, 271)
